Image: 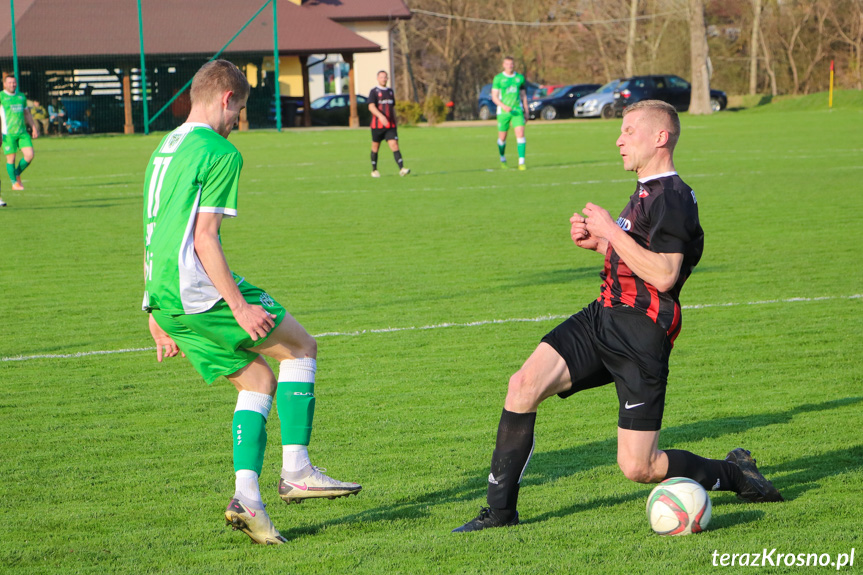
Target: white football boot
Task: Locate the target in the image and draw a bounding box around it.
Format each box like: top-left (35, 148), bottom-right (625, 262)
top-left (279, 465), bottom-right (362, 504)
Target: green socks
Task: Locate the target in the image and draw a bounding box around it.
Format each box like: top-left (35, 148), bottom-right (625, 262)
top-left (232, 391), bottom-right (272, 475)
top-left (517, 138), bottom-right (526, 163)
top-left (6, 162), bottom-right (15, 183)
top-left (16, 159), bottom-right (29, 177)
top-left (277, 358), bottom-right (317, 446)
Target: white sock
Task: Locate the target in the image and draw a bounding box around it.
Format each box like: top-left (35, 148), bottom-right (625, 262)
top-left (278, 357), bottom-right (316, 383)
top-left (235, 469), bottom-right (263, 508)
top-left (282, 445), bottom-right (311, 473)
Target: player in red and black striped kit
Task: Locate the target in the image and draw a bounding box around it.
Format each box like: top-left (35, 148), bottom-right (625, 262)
top-left (454, 100), bottom-right (783, 533)
top-left (369, 70), bottom-right (409, 178)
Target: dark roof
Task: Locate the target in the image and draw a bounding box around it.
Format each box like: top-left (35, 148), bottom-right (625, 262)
top-left (302, 0), bottom-right (411, 22)
top-left (0, 0), bottom-right (382, 59)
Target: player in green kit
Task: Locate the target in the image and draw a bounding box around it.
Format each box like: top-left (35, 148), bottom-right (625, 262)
top-left (143, 60), bottom-right (361, 546)
top-left (491, 56), bottom-right (529, 170)
top-left (0, 74), bottom-right (39, 201)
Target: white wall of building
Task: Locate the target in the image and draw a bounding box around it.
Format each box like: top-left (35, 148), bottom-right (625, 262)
top-left (307, 20), bottom-right (397, 103)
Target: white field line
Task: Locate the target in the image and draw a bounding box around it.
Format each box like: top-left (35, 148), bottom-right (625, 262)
top-left (2, 294), bottom-right (860, 363)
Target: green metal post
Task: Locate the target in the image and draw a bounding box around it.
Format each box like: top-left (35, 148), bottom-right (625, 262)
top-left (10, 0), bottom-right (19, 83)
top-left (145, 0), bottom-right (270, 131)
top-left (273, 0), bottom-right (281, 131)
top-left (137, 0), bottom-right (150, 134)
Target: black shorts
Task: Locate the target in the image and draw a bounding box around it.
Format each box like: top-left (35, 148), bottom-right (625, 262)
top-left (541, 299), bottom-right (672, 431)
top-left (371, 127), bottom-right (398, 143)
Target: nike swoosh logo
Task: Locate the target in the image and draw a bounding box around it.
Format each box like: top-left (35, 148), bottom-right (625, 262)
top-left (285, 481), bottom-right (308, 491)
top-left (624, 401), bottom-right (645, 409)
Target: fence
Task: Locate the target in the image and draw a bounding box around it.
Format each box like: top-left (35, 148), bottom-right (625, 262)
top-left (0, 0), bottom-right (288, 135)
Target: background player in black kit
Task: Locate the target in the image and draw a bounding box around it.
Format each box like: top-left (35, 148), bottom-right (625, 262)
top-left (369, 70), bottom-right (409, 178)
top-left (454, 100), bottom-right (783, 533)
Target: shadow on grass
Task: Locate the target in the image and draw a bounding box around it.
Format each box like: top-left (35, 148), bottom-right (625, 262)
top-left (708, 508), bottom-right (765, 529)
top-left (8, 195), bottom-right (137, 210)
top-left (282, 396), bottom-right (861, 537)
top-left (502, 267), bottom-right (599, 289)
top-left (417, 159), bottom-right (612, 178)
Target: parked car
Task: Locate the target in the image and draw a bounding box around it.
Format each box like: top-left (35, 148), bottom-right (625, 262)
top-left (527, 83), bottom-right (601, 120)
top-left (611, 75), bottom-right (727, 116)
top-left (534, 84), bottom-right (565, 99)
top-left (307, 93), bottom-right (370, 126)
top-left (574, 79), bottom-right (623, 119)
top-left (478, 81), bottom-right (542, 120)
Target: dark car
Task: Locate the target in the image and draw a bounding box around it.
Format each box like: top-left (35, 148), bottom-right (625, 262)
top-left (478, 81), bottom-right (542, 120)
top-left (611, 75), bottom-right (727, 116)
top-left (527, 83), bottom-right (602, 120)
top-left (308, 93), bottom-right (370, 126)
top-left (267, 94), bottom-right (369, 127)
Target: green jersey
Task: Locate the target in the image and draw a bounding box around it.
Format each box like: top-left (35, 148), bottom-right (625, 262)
top-left (0, 90), bottom-right (28, 135)
top-left (492, 72), bottom-right (526, 113)
top-left (142, 123), bottom-right (243, 315)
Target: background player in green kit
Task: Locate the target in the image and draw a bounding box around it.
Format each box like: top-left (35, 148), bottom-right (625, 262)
top-left (0, 74), bottom-right (39, 196)
top-left (143, 60), bottom-right (360, 545)
top-left (491, 56), bottom-right (528, 170)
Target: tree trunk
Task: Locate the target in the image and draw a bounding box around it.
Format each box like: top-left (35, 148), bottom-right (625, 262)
top-left (749, 0), bottom-right (762, 95)
top-left (759, 25), bottom-right (777, 97)
top-left (689, 0), bottom-right (712, 114)
top-left (397, 19), bottom-right (419, 103)
top-left (625, 0), bottom-right (639, 77)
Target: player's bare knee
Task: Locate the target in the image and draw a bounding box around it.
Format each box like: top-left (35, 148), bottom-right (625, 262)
top-left (618, 458), bottom-right (653, 483)
top-left (506, 370), bottom-right (541, 410)
top-left (302, 335), bottom-right (318, 359)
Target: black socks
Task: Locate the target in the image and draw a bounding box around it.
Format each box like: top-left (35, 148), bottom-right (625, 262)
top-left (664, 449), bottom-right (749, 493)
top-left (487, 409), bottom-right (536, 518)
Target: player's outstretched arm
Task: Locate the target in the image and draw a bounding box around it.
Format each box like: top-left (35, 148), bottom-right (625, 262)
top-left (194, 212), bottom-right (276, 341)
top-left (582, 202), bottom-right (683, 292)
top-left (148, 314), bottom-right (183, 362)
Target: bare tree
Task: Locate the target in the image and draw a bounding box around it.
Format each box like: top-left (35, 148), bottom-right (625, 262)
top-left (749, 0), bottom-right (762, 94)
top-left (798, 1), bottom-right (831, 93)
top-left (830, 0), bottom-right (863, 90)
top-left (625, 0), bottom-right (639, 77)
top-left (776, 1), bottom-right (814, 94)
top-left (760, 21), bottom-right (778, 96)
top-left (689, 0), bottom-right (712, 113)
top-left (396, 19), bottom-right (419, 102)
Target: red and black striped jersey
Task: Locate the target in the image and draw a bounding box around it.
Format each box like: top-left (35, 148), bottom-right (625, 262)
top-left (597, 172), bottom-right (703, 344)
top-left (369, 86), bottom-right (396, 129)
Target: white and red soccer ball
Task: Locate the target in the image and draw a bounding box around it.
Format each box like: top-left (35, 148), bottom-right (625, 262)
top-left (646, 477), bottom-right (712, 536)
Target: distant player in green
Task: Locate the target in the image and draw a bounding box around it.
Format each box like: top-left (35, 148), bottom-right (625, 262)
top-left (0, 74), bottom-right (39, 204)
top-left (491, 56), bottom-right (529, 170)
top-left (143, 60), bottom-right (361, 546)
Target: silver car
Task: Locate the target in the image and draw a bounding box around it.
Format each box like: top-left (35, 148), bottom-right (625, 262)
top-left (574, 79), bottom-right (622, 119)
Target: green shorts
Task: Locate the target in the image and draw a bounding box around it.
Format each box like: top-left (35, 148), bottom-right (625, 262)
top-left (151, 280), bottom-right (287, 384)
top-left (497, 110), bottom-right (526, 132)
top-left (2, 132), bottom-right (33, 155)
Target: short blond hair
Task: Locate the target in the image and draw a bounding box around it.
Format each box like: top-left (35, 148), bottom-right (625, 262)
top-left (190, 59), bottom-right (250, 107)
top-left (623, 99), bottom-right (680, 149)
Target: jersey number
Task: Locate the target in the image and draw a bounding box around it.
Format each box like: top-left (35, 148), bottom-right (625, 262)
top-left (146, 156), bottom-right (172, 219)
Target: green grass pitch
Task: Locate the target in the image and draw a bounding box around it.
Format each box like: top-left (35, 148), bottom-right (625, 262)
top-left (1, 93), bottom-right (861, 574)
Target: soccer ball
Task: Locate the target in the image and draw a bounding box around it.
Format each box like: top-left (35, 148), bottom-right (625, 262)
top-left (646, 477), bottom-right (712, 535)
